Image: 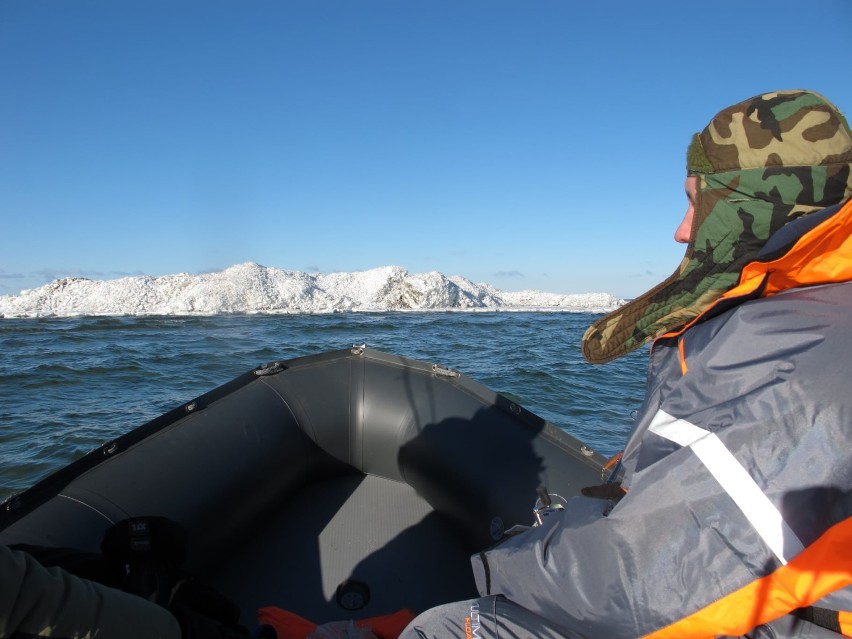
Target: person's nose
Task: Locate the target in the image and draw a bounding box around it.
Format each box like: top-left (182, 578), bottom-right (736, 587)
top-left (675, 208), bottom-right (694, 243)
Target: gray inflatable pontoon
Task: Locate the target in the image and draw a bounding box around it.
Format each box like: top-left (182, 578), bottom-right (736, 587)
top-left (0, 347), bottom-right (606, 626)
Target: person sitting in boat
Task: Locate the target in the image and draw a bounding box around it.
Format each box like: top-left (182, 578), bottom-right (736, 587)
top-left (401, 90), bottom-right (852, 638)
top-left (1, 542), bottom-right (182, 639)
top-left (1, 517), bottom-right (250, 639)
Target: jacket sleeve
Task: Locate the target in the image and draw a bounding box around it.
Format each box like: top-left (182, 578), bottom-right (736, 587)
top-left (472, 489), bottom-right (687, 639)
top-left (0, 544), bottom-right (181, 639)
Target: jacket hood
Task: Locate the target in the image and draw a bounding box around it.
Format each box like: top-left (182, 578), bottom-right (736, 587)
top-left (582, 90), bottom-right (852, 364)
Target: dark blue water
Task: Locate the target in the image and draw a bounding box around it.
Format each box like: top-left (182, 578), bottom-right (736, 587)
top-left (0, 313), bottom-right (649, 502)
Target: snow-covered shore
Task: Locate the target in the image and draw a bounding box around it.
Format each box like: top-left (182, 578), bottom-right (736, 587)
top-left (0, 263), bottom-right (623, 318)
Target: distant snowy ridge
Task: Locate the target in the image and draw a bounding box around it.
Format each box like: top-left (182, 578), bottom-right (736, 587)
top-left (0, 263), bottom-right (624, 318)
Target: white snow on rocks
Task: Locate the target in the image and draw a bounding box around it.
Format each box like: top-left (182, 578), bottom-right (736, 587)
top-left (0, 263), bottom-right (623, 318)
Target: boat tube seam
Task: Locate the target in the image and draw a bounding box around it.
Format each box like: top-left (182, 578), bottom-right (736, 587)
top-left (56, 493), bottom-right (118, 525)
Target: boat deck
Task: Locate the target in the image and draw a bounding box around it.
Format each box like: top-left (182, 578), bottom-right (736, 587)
top-left (212, 472), bottom-right (478, 625)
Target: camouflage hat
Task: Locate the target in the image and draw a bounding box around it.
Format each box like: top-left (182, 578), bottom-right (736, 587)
top-left (582, 90), bottom-right (852, 364)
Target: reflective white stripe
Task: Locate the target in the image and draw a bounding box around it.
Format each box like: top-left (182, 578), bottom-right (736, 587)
top-left (649, 409), bottom-right (804, 565)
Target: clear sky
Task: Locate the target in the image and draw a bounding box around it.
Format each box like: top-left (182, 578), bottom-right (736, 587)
top-left (2, 1), bottom-right (850, 299)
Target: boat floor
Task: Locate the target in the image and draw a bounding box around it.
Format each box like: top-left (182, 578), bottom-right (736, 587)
top-left (211, 472), bottom-right (479, 626)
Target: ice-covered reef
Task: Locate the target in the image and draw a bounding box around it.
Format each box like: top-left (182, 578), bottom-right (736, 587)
top-left (0, 263), bottom-right (623, 318)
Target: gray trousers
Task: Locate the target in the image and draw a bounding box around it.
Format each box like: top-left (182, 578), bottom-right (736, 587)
top-left (399, 596), bottom-right (584, 639)
top-left (399, 596), bottom-right (843, 639)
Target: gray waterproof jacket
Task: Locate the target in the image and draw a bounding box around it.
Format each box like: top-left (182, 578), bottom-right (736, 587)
top-left (473, 202), bottom-right (852, 638)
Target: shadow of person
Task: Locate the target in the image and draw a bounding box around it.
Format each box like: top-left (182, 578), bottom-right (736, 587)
top-left (321, 404), bottom-right (548, 623)
top-left (782, 486), bottom-right (852, 548)
top-left (396, 406), bottom-right (547, 550)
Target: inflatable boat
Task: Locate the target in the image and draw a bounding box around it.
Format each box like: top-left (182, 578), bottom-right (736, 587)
top-left (0, 346), bottom-right (607, 628)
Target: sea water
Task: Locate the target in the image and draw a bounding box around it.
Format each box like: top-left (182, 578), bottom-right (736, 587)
top-left (0, 312), bottom-right (649, 502)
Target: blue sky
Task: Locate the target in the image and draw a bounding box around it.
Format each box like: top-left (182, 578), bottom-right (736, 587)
top-left (2, 1), bottom-right (851, 299)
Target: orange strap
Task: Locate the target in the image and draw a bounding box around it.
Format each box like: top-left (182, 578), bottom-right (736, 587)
top-left (257, 607), bottom-right (416, 639)
top-left (644, 516), bottom-right (852, 638)
top-left (603, 452), bottom-right (623, 473)
top-left (258, 608), bottom-right (316, 639)
top-left (840, 610), bottom-right (852, 636)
